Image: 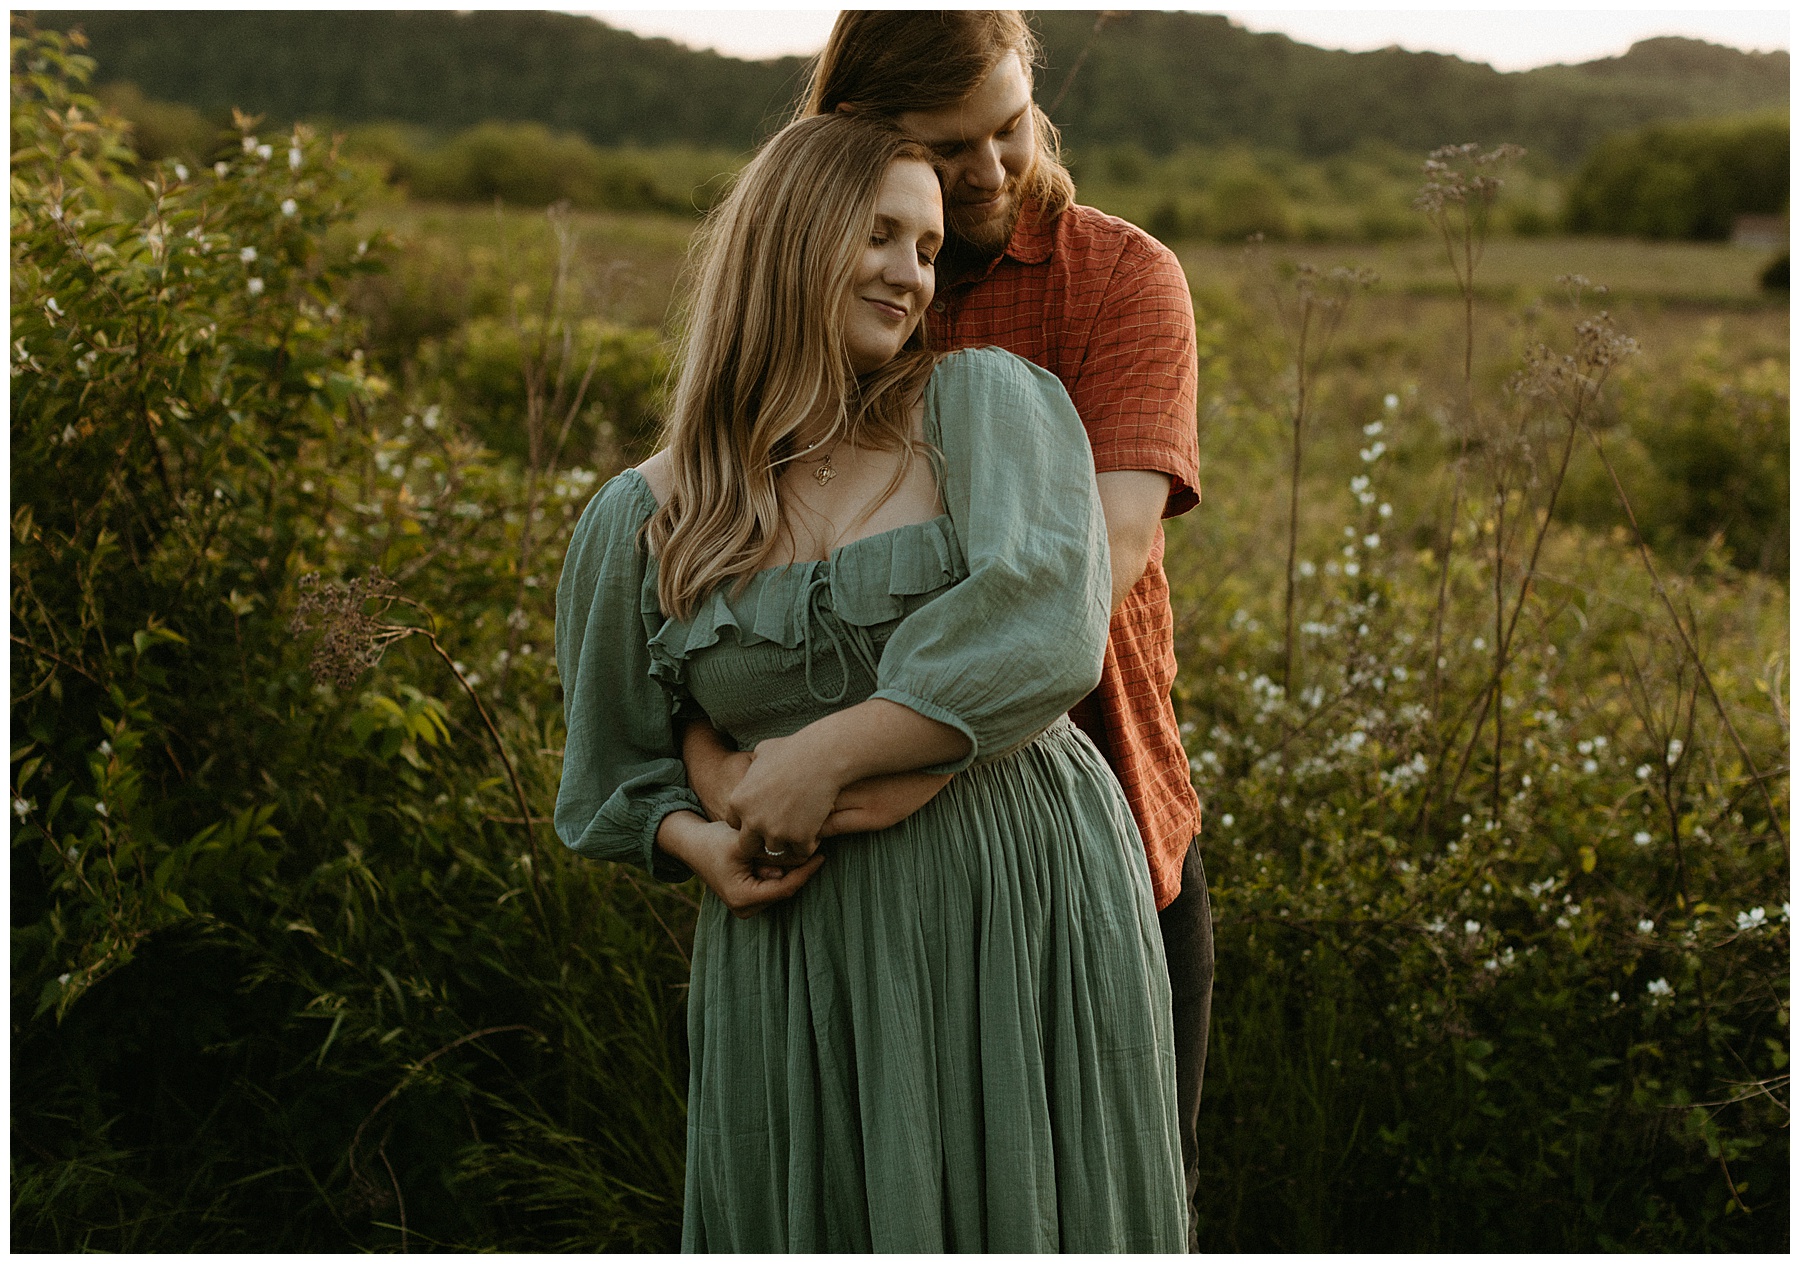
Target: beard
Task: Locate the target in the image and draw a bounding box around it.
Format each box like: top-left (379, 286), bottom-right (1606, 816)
top-left (943, 176), bottom-right (1026, 267)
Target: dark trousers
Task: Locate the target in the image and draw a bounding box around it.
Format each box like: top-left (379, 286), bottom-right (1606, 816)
top-left (1158, 840), bottom-right (1214, 1252)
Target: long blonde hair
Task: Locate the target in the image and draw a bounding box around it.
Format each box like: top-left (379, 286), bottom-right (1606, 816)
top-left (647, 113), bottom-right (943, 619)
top-left (798, 11), bottom-right (1075, 223)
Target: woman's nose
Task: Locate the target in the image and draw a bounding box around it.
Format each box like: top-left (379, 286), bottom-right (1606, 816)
top-left (884, 250), bottom-right (925, 291)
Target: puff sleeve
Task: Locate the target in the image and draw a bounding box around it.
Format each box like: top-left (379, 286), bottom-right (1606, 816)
top-left (869, 348), bottom-right (1111, 772)
top-left (553, 471), bottom-right (699, 881)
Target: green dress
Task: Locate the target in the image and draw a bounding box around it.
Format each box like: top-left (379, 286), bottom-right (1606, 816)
top-left (555, 348), bottom-right (1186, 1252)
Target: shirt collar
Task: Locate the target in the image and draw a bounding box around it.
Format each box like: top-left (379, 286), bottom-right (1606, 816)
top-left (1002, 197), bottom-right (1057, 265)
top-left (949, 197), bottom-right (1057, 291)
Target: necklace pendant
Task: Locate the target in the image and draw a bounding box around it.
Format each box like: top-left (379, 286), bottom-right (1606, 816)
top-left (812, 458), bottom-right (837, 487)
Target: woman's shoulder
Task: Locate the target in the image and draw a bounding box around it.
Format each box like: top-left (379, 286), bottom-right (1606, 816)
top-left (929, 347), bottom-right (1080, 439)
top-left (634, 449), bottom-right (674, 506)
top-left (933, 345), bottom-right (1063, 396)
top-left (569, 464), bottom-right (658, 554)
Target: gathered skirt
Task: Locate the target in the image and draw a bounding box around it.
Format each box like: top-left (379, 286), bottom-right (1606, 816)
top-left (681, 718), bottom-right (1187, 1252)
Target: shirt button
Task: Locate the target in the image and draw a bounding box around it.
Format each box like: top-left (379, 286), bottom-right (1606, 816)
top-left (932, 301), bottom-right (946, 313)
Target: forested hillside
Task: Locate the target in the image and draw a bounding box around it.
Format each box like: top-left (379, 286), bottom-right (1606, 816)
top-left (34, 9), bottom-right (1789, 166)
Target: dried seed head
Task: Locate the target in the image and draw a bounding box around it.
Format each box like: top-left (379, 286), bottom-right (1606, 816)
top-left (291, 569), bottom-right (413, 689)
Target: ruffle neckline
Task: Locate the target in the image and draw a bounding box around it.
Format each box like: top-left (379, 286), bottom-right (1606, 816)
top-left (619, 470), bottom-right (965, 692)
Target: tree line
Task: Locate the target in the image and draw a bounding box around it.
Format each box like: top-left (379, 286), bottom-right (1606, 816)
top-left (35, 9), bottom-right (1789, 166)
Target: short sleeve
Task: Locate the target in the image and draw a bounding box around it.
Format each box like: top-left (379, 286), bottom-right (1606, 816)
top-left (553, 471), bottom-right (699, 882)
top-left (870, 348), bottom-right (1111, 772)
top-left (1067, 236), bottom-right (1200, 518)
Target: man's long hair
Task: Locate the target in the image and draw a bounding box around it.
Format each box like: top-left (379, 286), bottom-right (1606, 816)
top-left (798, 10), bottom-right (1075, 222)
top-left (647, 113), bottom-right (942, 620)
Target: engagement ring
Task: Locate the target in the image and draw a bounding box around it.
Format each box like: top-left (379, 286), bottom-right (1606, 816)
top-left (762, 844), bottom-right (788, 859)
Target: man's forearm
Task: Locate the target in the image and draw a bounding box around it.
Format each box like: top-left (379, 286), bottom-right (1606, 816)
top-left (1097, 470), bottom-right (1172, 611)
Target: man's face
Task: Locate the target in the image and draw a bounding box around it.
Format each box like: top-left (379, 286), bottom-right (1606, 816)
top-left (895, 51), bottom-right (1038, 257)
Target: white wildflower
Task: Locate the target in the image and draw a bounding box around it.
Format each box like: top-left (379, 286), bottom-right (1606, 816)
top-left (1633, 831), bottom-right (1652, 846)
top-left (1359, 440), bottom-right (1386, 462)
top-left (1637, 919), bottom-right (1654, 934)
top-left (1363, 533), bottom-right (1380, 549)
top-left (1645, 978), bottom-right (1673, 998)
top-left (1344, 562), bottom-right (1360, 576)
top-left (1735, 907), bottom-right (1766, 931)
top-left (215, 160), bottom-right (230, 178)
top-left (247, 277), bottom-right (265, 297)
top-left (1378, 502), bottom-right (1393, 518)
top-left (242, 134), bottom-right (258, 153)
top-left (1464, 919), bottom-right (1481, 936)
top-left (281, 198), bottom-right (298, 216)
top-left (12, 796), bottom-right (33, 821)
top-left (174, 162), bottom-right (189, 181)
top-left (1636, 764), bottom-right (1652, 780)
top-left (240, 246), bottom-right (258, 264)
top-left (98, 740), bottom-right (112, 756)
top-left (256, 143), bottom-right (273, 161)
top-left (1220, 813), bottom-right (1234, 827)
top-left (1363, 420), bottom-right (1384, 437)
top-left (288, 146), bottom-right (303, 170)
top-left (1383, 393), bottom-right (1399, 410)
top-left (1665, 738), bottom-right (1683, 766)
top-left (1472, 636), bottom-right (1486, 651)
top-left (94, 801), bottom-right (109, 818)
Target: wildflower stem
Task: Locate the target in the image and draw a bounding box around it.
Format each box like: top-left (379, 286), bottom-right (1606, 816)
top-left (421, 631), bottom-right (552, 929)
top-left (1282, 304), bottom-right (1312, 695)
top-left (1583, 422), bottom-right (1786, 849)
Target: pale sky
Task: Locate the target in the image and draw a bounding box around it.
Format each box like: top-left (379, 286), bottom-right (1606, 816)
top-left (579, 7), bottom-right (1789, 72)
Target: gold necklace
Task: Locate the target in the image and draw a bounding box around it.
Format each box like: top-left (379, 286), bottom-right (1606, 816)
top-left (798, 435), bottom-right (839, 487)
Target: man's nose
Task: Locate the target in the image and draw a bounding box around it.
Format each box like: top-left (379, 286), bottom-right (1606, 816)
top-left (960, 141), bottom-right (1005, 192)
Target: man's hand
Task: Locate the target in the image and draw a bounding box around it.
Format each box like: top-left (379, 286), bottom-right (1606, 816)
top-left (820, 771), bottom-right (953, 836)
top-left (1096, 470), bottom-right (1172, 611)
top-left (726, 730), bottom-right (838, 864)
top-left (682, 721), bottom-right (752, 825)
top-left (657, 811), bottom-right (823, 919)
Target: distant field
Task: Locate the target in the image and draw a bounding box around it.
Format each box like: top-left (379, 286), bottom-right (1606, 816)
top-left (362, 201), bottom-right (1788, 338)
top-left (1176, 236), bottom-right (1785, 308)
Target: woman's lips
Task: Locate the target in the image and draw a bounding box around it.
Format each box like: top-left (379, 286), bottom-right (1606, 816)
top-left (863, 296), bottom-right (909, 320)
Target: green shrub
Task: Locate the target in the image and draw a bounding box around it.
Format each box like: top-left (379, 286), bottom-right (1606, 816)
top-left (347, 118), bottom-right (741, 217)
top-left (1558, 329), bottom-right (1788, 573)
top-left (1565, 114), bottom-right (1789, 240)
top-left (11, 25), bottom-right (691, 1250)
top-left (412, 315), bottom-right (668, 467)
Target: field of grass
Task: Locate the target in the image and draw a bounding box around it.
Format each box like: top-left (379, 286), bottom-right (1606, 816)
top-left (344, 199), bottom-right (1791, 1250)
top-left (1178, 234), bottom-right (1785, 308)
top-left (15, 58), bottom-right (1787, 1247)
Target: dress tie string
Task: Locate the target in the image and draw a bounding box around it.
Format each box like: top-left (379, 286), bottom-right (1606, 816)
top-left (801, 566), bottom-right (881, 705)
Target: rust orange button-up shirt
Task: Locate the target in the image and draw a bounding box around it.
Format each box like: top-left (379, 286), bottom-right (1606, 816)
top-left (936, 199), bottom-right (1203, 909)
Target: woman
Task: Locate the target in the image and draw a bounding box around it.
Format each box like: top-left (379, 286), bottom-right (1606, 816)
top-left (554, 112), bottom-right (1185, 1252)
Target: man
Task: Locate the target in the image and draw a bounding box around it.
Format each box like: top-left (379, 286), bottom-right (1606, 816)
top-left (684, 10), bottom-right (1213, 1247)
